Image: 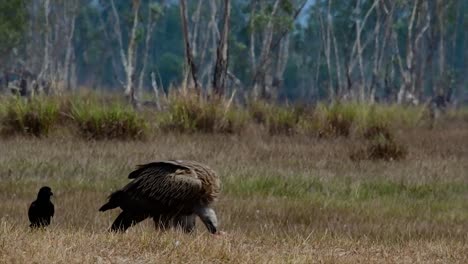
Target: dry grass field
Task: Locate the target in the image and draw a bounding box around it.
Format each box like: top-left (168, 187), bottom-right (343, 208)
top-left (0, 120), bottom-right (467, 263)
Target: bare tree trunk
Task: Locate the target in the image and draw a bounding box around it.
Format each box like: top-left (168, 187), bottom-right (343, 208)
top-left (250, 0), bottom-right (308, 100)
top-left (273, 35), bottom-right (289, 94)
top-left (314, 32), bottom-right (323, 101)
top-left (70, 57), bottom-right (77, 90)
top-left (343, 0), bottom-right (379, 102)
top-left (110, 0), bottom-right (140, 106)
top-left (138, 3), bottom-right (157, 100)
top-left (213, 0), bottom-right (231, 97)
top-left (151, 72), bottom-right (161, 111)
top-left (38, 0), bottom-right (51, 92)
top-left (396, 0), bottom-right (430, 104)
top-left (202, 0), bottom-right (219, 93)
top-left (64, 2), bottom-right (77, 91)
top-left (249, 1), bottom-right (257, 74)
top-left (110, 0), bottom-right (128, 82)
top-left (377, 0), bottom-right (394, 102)
top-left (126, 0), bottom-right (140, 105)
top-left (331, 21), bottom-right (342, 98)
top-left (354, 0), bottom-right (366, 101)
top-left (252, 0), bottom-right (281, 99)
top-left (179, 0), bottom-right (200, 93)
top-left (436, 0), bottom-right (447, 95)
top-left (319, 6), bottom-right (334, 101)
top-left (369, 0), bottom-right (381, 103)
top-left (452, 0), bottom-right (465, 99)
top-left (190, 0), bottom-right (203, 58)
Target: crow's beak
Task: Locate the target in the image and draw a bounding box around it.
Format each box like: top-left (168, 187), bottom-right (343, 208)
top-left (50, 192), bottom-right (53, 196)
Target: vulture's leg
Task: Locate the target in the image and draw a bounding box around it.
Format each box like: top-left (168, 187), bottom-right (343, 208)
top-left (153, 214), bottom-right (196, 233)
top-left (110, 211), bottom-right (148, 232)
top-left (153, 214), bottom-right (171, 231)
top-left (195, 207), bottom-right (218, 234)
top-left (173, 214), bottom-right (196, 233)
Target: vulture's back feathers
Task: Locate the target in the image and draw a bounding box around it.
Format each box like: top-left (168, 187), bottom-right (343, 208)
top-left (104, 160), bottom-right (220, 214)
top-left (128, 161), bottom-right (188, 179)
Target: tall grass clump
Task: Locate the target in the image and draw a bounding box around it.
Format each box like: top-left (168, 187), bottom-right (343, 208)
top-left (304, 103), bottom-right (425, 138)
top-left (313, 103), bottom-right (356, 138)
top-left (249, 100), bottom-right (271, 124)
top-left (350, 136), bottom-right (408, 161)
top-left (266, 106), bottom-right (302, 135)
top-left (350, 128), bottom-right (408, 162)
top-left (352, 103), bottom-right (425, 131)
top-left (249, 101), bottom-right (306, 135)
top-left (70, 100), bottom-right (147, 140)
top-left (1, 97), bottom-right (59, 137)
top-left (158, 94), bottom-right (248, 134)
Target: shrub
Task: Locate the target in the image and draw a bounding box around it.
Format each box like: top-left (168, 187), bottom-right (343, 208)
top-left (350, 136), bottom-right (407, 161)
top-left (1, 98), bottom-right (59, 137)
top-left (315, 103), bottom-right (355, 138)
top-left (219, 108), bottom-right (250, 134)
top-left (70, 101), bottom-right (147, 140)
top-left (248, 101), bottom-right (306, 135)
top-left (361, 104), bottom-right (424, 128)
top-left (158, 94), bottom-right (248, 134)
top-left (266, 106), bottom-right (300, 135)
top-left (362, 124), bottom-right (393, 141)
top-left (249, 101), bottom-right (271, 125)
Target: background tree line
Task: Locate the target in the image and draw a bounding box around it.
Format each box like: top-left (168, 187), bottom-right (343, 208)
top-left (0, 0), bottom-right (466, 105)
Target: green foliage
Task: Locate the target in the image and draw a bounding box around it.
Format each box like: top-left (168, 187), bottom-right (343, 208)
top-left (280, 0), bottom-right (294, 15)
top-left (149, 2), bottom-right (163, 18)
top-left (0, 0), bottom-right (27, 59)
top-left (250, 0), bottom-right (295, 34)
top-left (70, 100), bottom-right (147, 140)
top-left (1, 97), bottom-right (59, 137)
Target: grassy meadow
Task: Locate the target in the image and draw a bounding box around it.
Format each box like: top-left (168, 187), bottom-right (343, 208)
top-left (0, 95), bottom-right (467, 263)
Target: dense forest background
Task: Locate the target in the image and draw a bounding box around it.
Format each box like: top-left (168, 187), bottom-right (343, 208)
top-left (0, 0), bottom-right (467, 104)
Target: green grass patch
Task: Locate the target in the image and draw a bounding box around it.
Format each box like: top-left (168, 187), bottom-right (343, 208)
top-left (0, 94), bottom-right (460, 138)
top-left (249, 101), bottom-right (306, 135)
top-left (158, 95), bottom-right (248, 133)
top-left (224, 173), bottom-right (468, 202)
top-left (313, 103), bottom-right (356, 138)
top-left (70, 100), bottom-right (147, 140)
top-left (0, 97), bottom-right (59, 137)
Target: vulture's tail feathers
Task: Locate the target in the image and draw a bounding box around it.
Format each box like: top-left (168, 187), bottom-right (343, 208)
top-left (99, 191), bottom-right (124, 212)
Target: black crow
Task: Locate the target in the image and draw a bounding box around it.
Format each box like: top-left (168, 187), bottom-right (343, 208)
top-left (28, 186), bottom-right (54, 228)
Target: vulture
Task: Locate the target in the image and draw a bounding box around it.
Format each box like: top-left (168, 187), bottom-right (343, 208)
top-left (99, 160), bottom-right (221, 234)
top-left (28, 186), bottom-right (54, 228)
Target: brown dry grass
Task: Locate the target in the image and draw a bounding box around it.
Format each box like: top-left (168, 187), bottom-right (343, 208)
top-left (0, 121), bottom-right (467, 263)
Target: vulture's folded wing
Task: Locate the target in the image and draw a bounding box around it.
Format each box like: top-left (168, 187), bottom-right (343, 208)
top-left (124, 161), bottom-right (203, 207)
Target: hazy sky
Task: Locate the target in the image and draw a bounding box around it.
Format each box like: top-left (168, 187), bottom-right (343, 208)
top-left (299, 0), bottom-right (315, 25)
